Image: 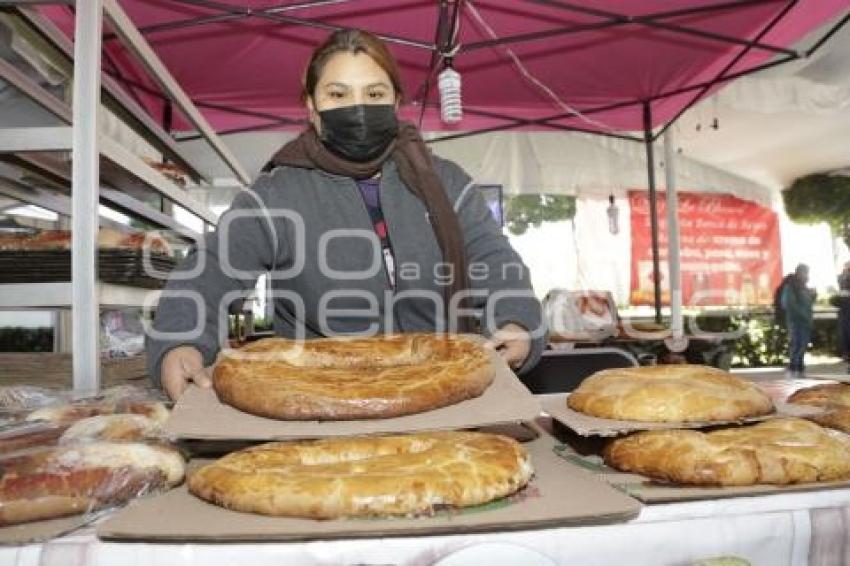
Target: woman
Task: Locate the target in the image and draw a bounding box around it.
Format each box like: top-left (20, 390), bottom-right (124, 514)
top-left (148, 29), bottom-right (545, 400)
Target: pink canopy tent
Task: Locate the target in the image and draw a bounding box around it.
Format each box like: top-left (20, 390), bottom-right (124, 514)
top-left (37, 0), bottom-right (850, 319)
top-left (41, 0), bottom-right (849, 141)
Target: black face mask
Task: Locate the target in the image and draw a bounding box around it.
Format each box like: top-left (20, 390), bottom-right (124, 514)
top-left (318, 104), bottom-right (399, 163)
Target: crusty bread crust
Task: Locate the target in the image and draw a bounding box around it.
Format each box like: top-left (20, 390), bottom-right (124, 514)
top-left (807, 407), bottom-right (850, 433)
top-left (604, 418), bottom-right (850, 485)
top-left (188, 431), bottom-right (533, 518)
top-left (567, 364), bottom-right (774, 422)
top-left (788, 383), bottom-right (850, 408)
top-left (213, 334), bottom-right (495, 420)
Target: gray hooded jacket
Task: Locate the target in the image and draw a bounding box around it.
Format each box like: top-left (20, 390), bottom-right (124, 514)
top-left (146, 155), bottom-right (546, 385)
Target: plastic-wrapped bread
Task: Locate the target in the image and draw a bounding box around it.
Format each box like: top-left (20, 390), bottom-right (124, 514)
top-left (0, 441), bottom-right (185, 525)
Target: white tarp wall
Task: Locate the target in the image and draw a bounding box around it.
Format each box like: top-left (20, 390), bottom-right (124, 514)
top-left (427, 131), bottom-right (776, 205)
top-left (428, 131), bottom-right (840, 302)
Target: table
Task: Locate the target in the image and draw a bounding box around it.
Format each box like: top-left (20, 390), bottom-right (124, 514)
top-left (3, 488), bottom-right (850, 566)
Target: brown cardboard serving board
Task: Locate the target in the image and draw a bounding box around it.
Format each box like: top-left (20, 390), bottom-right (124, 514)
top-left (0, 514), bottom-right (90, 545)
top-left (166, 350), bottom-right (542, 441)
top-left (97, 433), bottom-right (641, 543)
top-left (539, 393), bottom-right (823, 437)
top-left (550, 436), bottom-right (850, 504)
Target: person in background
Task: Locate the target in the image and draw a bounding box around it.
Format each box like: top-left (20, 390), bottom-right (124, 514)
top-left (837, 262), bottom-right (850, 368)
top-left (782, 263), bottom-right (815, 376)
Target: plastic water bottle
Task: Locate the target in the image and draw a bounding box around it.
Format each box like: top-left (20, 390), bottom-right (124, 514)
top-left (438, 66), bottom-right (462, 124)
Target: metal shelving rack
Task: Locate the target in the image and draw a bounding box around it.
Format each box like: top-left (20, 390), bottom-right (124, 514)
top-left (0, 1), bottom-right (250, 392)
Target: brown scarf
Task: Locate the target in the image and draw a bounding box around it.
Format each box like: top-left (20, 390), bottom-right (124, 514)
top-left (269, 122), bottom-right (472, 333)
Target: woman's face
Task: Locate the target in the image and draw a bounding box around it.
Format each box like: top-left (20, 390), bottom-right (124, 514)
top-left (307, 51), bottom-right (397, 133)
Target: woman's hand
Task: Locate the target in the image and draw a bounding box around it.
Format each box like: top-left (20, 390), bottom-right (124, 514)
top-left (160, 346), bottom-right (212, 401)
top-left (484, 323), bottom-right (532, 371)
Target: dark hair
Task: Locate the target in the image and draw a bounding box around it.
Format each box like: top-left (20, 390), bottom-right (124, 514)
top-left (302, 29), bottom-right (404, 104)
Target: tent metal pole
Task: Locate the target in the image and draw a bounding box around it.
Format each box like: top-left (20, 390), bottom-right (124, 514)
top-left (806, 12), bottom-right (850, 57)
top-left (652, 0), bottom-right (799, 141)
top-left (643, 102), bottom-right (663, 324)
top-left (105, 0), bottom-right (353, 40)
top-left (101, 69), bottom-right (305, 125)
top-left (524, 0), bottom-right (796, 57)
top-left (162, 0), bottom-right (435, 51)
top-left (663, 128), bottom-right (685, 344)
top-left (71, 0), bottom-right (103, 394)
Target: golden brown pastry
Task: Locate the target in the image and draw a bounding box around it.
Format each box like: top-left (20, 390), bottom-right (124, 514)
top-left (787, 383), bottom-right (850, 408)
top-left (806, 407), bottom-right (850, 434)
top-left (213, 334), bottom-right (495, 420)
top-left (567, 364), bottom-right (774, 422)
top-left (188, 431), bottom-right (532, 518)
top-left (604, 418), bottom-right (850, 486)
top-left (0, 228), bottom-right (172, 256)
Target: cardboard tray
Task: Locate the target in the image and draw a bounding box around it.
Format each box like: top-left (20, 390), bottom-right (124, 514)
top-left (539, 392), bottom-right (823, 437)
top-left (0, 515), bottom-right (91, 546)
top-left (549, 422), bottom-right (850, 503)
top-left (97, 432), bottom-right (642, 542)
top-left (166, 350), bottom-right (543, 440)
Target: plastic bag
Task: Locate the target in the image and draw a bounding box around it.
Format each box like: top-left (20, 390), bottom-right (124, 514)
top-left (0, 385), bottom-right (65, 412)
top-left (26, 386), bottom-right (170, 426)
top-left (0, 439), bottom-right (185, 526)
top-left (101, 310), bottom-right (146, 359)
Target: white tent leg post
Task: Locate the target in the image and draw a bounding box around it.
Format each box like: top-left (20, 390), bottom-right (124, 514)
top-left (643, 103), bottom-right (663, 323)
top-left (663, 129), bottom-right (685, 343)
top-left (71, 0), bottom-right (103, 395)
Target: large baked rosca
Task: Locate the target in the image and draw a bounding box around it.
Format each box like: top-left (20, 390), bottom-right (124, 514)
top-left (212, 334), bottom-right (495, 420)
top-left (188, 431), bottom-right (533, 518)
top-left (787, 383), bottom-right (850, 408)
top-left (567, 364), bottom-right (774, 422)
top-left (604, 418), bottom-right (850, 486)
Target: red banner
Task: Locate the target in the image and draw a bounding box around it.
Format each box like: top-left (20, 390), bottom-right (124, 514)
top-left (629, 191), bottom-right (781, 307)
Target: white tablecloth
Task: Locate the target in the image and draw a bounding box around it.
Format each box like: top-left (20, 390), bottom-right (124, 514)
top-left (4, 488), bottom-right (850, 566)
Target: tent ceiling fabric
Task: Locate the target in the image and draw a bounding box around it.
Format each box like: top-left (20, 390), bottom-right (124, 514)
top-left (676, 20), bottom-right (850, 191)
top-left (40, 0), bottom-right (848, 135)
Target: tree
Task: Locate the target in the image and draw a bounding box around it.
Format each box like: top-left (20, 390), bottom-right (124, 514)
top-left (504, 194), bottom-right (576, 236)
top-left (783, 174), bottom-right (850, 247)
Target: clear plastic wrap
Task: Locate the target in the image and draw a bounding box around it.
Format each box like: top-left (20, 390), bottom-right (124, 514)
top-left (0, 386), bottom-right (70, 429)
top-left (0, 385), bottom-right (66, 413)
top-left (25, 386), bottom-right (170, 426)
top-left (0, 439), bottom-right (185, 526)
top-left (58, 414), bottom-right (166, 444)
top-left (0, 421), bottom-right (69, 456)
top-left (100, 310), bottom-right (146, 359)
top-left (0, 385), bottom-right (183, 529)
